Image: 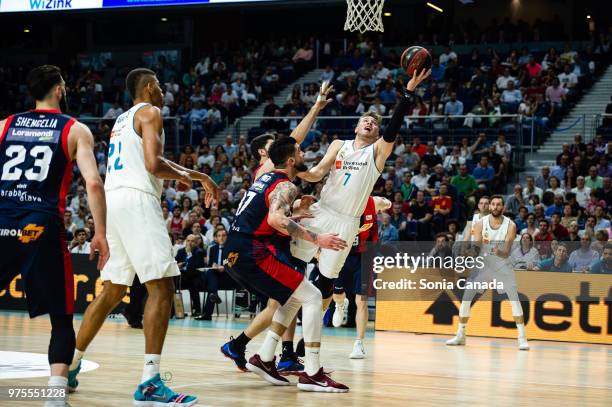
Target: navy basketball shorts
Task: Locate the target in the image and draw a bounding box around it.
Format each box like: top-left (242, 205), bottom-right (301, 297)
top-left (333, 253), bottom-right (374, 297)
top-left (0, 211), bottom-right (74, 317)
top-left (224, 234), bottom-right (305, 305)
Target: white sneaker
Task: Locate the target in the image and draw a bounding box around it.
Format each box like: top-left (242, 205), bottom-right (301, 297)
top-left (518, 336), bottom-right (530, 351)
top-left (332, 298), bottom-right (349, 328)
top-left (445, 334), bottom-right (466, 346)
top-left (349, 340), bottom-right (365, 359)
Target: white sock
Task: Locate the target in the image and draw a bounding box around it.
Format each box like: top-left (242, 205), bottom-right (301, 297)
top-left (142, 354), bottom-right (161, 383)
top-left (258, 331), bottom-right (281, 363)
top-left (70, 349), bottom-right (84, 370)
top-left (516, 323), bottom-right (526, 338)
top-left (304, 346), bottom-right (321, 376)
top-left (457, 323), bottom-right (466, 336)
top-left (48, 376), bottom-right (68, 403)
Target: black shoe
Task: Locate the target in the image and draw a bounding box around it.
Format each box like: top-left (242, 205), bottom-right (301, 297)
top-left (195, 314), bottom-right (212, 321)
top-left (191, 311), bottom-right (201, 318)
top-left (129, 320), bottom-right (143, 329)
top-left (209, 293), bottom-right (222, 304)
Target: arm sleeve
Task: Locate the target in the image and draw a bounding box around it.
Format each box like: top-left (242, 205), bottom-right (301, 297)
top-left (382, 90), bottom-right (414, 143)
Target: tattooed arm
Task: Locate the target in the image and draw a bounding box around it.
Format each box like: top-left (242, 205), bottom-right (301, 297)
top-left (267, 181), bottom-right (347, 251)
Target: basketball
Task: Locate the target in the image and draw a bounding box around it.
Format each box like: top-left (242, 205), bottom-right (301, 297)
top-left (400, 46), bottom-right (432, 76)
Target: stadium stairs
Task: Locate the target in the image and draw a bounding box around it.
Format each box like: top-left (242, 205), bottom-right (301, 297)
top-left (208, 68), bottom-right (325, 146)
top-left (523, 64), bottom-right (612, 178)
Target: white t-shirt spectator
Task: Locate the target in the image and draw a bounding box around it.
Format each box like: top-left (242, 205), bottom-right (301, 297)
top-left (501, 89), bottom-right (522, 104)
top-left (375, 66), bottom-right (391, 82)
top-left (207, 109), bottom-right (221, 123)
top-left (496, 75), bottom-right (516, 90)
top-left (231, 71), bottom-right (247, 82)
top-left (189, 93), bottom-right (206, 105)
top-left (522, 186), bottom-right (543, 200)
top-left (368, 103), bottom-right (387, 115)
top-left (71, 242), bottom-right (91, 254)
top-left (411, 174), bottom-right (429, 191)
top-left (570, 186), bottom-right (591, 207)
top-left (195, 58), bottom-right (210, 76)
top-left (510, 246), bottom-right (540, 269)
top-left (221, 90), bottom-right (239, 106)
top-left (197, 153), bottom-right (215, 168)
top-left (161, 105), bottom-right (171, 117)
top-left (176, 188), bottom-right (198, 203)
top-left (558, 72), bottom-right (578, 88)
top-left (494, 141), bottom-right (512, 158)
top-left (320, 69), bottom-right (334, 83)
top-left (164, 91), bottom-right (175, 106)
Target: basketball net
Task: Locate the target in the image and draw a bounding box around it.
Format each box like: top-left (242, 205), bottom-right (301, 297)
top-left (344, 0), bottom-right (385, 33)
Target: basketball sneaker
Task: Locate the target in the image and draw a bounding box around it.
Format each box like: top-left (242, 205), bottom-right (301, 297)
top-left (297, 368), bottom-right (349, 393)
top-left (246, 354), bottom-right (290, 386)
top-left (518, 336), bottom-right (530, 351)
top-left (133, 373), bottom-right (198, 406)
top-left (67, 360), bottom-right (81, 393)
top-left (349, 339), bottom-right (365, 359)
top-left (332, 298), bottom-right (349, 328)
top-left (445, 334), bottom-right (466, 346)
top-left (277, 354), bottom-right (304, 375)
top-left (220, 338), bottom-right (248, 372)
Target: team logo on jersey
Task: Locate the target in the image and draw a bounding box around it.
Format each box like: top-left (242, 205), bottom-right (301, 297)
top-left (335, 160), bottom-right (342, 169)
top-left (226, 252), bottom-right (239, 267)
top-left (18, 224), bottom-right (45, 243)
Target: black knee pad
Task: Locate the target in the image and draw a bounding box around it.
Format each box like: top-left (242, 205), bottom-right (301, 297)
top-left (313, 274), bottom-right (334, 299)
top-left (48, 314), bottom-right (75, 365)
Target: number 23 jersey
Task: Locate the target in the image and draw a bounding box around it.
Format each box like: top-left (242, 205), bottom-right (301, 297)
top-left (0, 109), bottom-right (75, 217)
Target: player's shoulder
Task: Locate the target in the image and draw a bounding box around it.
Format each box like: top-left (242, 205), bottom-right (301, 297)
top-left (133, 103), bottom-right (161, 122)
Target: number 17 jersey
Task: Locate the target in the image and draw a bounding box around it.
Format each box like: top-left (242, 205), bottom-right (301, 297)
top-left (0, 109), bottom-right (75, 218)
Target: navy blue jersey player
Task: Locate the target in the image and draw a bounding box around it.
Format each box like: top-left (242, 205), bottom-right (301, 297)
top-left (224, 136), bottom-right (350, 392)
top-left (0, 65), bottom-right (109, 405)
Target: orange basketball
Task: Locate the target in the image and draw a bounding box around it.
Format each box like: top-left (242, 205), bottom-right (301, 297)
top-left (400, 46), bottom-right (432, 76)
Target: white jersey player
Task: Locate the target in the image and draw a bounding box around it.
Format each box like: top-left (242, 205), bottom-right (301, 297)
top-left (69, 68), bottom-right (218, 406)
top-left (295, 69), bottom-right (432, 310)
top-left (446, 195), bottom-right (529, 351)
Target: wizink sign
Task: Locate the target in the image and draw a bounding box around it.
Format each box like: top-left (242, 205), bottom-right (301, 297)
top-left (0, 0), bottom-right (103, 12)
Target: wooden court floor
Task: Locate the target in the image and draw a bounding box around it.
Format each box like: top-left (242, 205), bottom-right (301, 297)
top-left (0, 311), bottom-right (611, 407)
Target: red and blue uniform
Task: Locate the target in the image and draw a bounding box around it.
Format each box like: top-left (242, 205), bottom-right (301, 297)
top-left (0, 109), bottom-right (76, 317)
top-left (225, 170), bottom-right (304, 304)
top-left (334, 196), bottom-right (379, 296)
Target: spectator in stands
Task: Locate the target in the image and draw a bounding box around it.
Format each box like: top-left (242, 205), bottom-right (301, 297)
top-left (198, 228), bottom-right (235, 320)
top-left (444, 92), bottom-right (464, 127)
top-left (579, 215), bottom-right (597, 239)
top-left (175, 234), bottom-right (205, 317)
top-left (320, 65), bottom-right (334, 83)
top-left (594, 206), bottom-right (611, 231)
top-left (536, 244), bottom-right (572, 272)
top-left (451, 164), bottom-right (478, 215)
top-left (103, 102), bottom-right (123, 119)
top-left (439, 46), bottom-right (458, 66)
top-left (505, 184), bottom-right (525, 215)
top-left (379, 213), bottom-right (399, 242)
top-left (521, 213), bottom-right (539, 236)
top-left (496, 67), bottom-right (516, 91)
top-left (379, 82), bottom-right (397, 105)
top-left (545, 77), bottom-right (565, 117)
top-left (564, 220), bottom-right (581, 242)
top-left (568, 235), bottom-right (600, 272)
top-left (430, 57), bottom-right (445, 82)
top-left (412, 164), bottom-right (430, 192)
top-left (390, 203), bottom-right (408, 237)
top-left (546, 176), bottom-right (565, 198)
top-left (523, 175), bottom-right (543, 200)
top-left (401, 173), bottom-right (417, 201)
top-left (585, 166), bottom-right (603, 190)
top-left (410, 191), bottom-right (433, 239)
top-left (472, 155), bottom-right (494, 189)
top-left (551, 155), bottom-right (569, 181)
top-left (550, 212), bottom-right (569, 240)
top-left (534, 219), bottom-right (554, 258)
top-left (511, 233), bottom-right (540, 270)
top-left (70, 228), bottom-right (91, 254)
top-left (596, 177), bottom-right (611, 210)
top-left (500, 80), bottom-right (522, 113)
top-left (514, 206), bottom-right (529, 232)
top-left (570, 176), bottom-right (590, 207)
top-left (443, 145), bottom-right (465, 173)
top-left (423, 143), bottom-right (442, 169)
top-left (431, 184), bottom-right (452, 233)
top-left (558, 64), bottom-right (578, 98)
top-left (598, 156), bottom-right (612, 178)
top-left (590, 243), bottom-right (612, 274)
top-left (525, 55), bottom-right (542, 79)
top-left (63, 210), bottom-right (77, 242)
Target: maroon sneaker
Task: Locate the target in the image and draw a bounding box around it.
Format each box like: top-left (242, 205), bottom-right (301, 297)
top-left (297, 367), bottom-right (349, 393)
top-left (246, 354), bottom-right (290, 386)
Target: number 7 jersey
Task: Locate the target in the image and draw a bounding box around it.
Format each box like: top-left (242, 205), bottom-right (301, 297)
top-left (0, 109), bottom-right (76, 217)
top-left (104, 103), bottom-right (163, 198)
top-left (319, 140), bottom-right (381, 217)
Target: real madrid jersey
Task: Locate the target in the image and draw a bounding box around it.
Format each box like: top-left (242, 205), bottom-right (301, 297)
top-left (319, 140), bottom-right (381, 217)
top-left (104, 103), bottom-right (163, 198)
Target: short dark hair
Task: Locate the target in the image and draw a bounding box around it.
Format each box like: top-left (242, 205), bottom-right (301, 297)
top-left (214, 228), bottom-right (227, 237)
top-left (74, 228), bottom-right (87, 237)
top-left (251, 133), bottom-right (275, 161)
top-left (26, 65), bottom-right (63, 101)
top-left (126, 68), bottom-right (156, 100)
top-left (490, 195), bottom-right (504, 204)
top-left (268, 137), bottom-right (297, 168)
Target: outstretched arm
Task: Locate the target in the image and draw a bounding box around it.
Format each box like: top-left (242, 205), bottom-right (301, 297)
top-left (267, 182), bottom-right (347, 251)
top-left (256, 82), bottom-right (335, 179)
top-left (374, 69), bottom-right (431, 171)
top-left (297, 139), bottom-right (343, 182)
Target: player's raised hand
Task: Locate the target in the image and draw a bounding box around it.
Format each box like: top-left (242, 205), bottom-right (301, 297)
top-left (314, 81), bottom-right (335, 109)
top-left (406, 68), bottom-right (431, 92)
top-left (315, 233), bottom-right (348, 251)
top-left (90, 233), bottom-right (110, 270)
